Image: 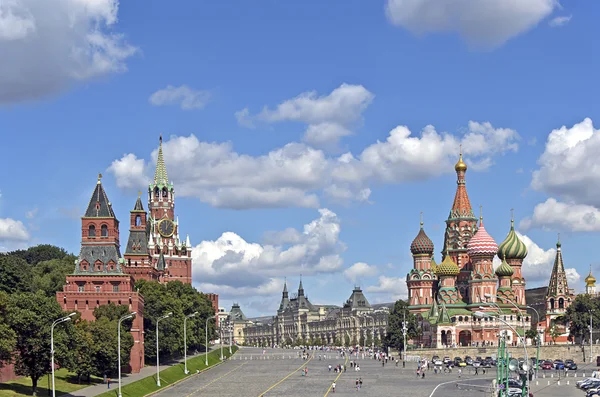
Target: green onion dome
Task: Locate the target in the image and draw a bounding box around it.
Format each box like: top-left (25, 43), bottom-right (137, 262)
top-left (436, 254), bottom-right (460, 277)
top-left (497, 219), bottom-right (528, 260)
top-left (495, 257), bottom-right (514, 277)
top-left (410, 223), bottom-right (434, 255)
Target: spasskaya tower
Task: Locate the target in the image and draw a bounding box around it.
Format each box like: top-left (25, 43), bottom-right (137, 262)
top-left (124, 135), bottom-right (192, 284)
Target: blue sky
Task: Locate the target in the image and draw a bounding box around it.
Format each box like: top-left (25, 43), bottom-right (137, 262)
top-left (1, 0), bottom-right (600, 316)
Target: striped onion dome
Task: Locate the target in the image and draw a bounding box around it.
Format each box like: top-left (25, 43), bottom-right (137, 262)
top-left (495, 257), bottom-right (514, 277)
top-left (436, 254), bottom-right (460, 277)
top-left (467, 219), bottom-right (498, 257)
top-left (410, 223), bottom-right (434, 255)
top-left (497, 219), bottom-right (527, 260)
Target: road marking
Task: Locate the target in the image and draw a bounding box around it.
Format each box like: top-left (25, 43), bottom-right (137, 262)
top-left (185, 362), bottom-right (248, 397)
top-left (428, 377), bottom-right (493, 397)
top-left (323, 354), bottom-right (349, 397)
top-left (257, 353), bottom-right (314, 397)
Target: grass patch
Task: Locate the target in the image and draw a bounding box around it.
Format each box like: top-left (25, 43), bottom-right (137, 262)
top-left (96, 346), bottom-right (238, 397)
top-left (0, 368), bottom-right (102, 397)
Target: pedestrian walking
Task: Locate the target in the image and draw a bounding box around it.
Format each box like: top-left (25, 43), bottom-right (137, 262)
top-left (475, 367), bottom-right (478, 375)
top-left (107, 378), bottom-right (111, 389)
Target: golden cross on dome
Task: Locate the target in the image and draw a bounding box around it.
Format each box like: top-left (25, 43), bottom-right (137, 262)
top-left (420, 211), bottom-right (423, 228)
top-left (138, 191), bottom-right (142, 198)
top-left (557, 232), bottom-right (560, 243)
top-left (97, 173), bottom-right (102, 183)
top-left (479, 205), bottom-right (483, 221)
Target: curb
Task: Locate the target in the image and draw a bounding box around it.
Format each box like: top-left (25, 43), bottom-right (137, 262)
top-left (144, 351), bottom-right (237, 397)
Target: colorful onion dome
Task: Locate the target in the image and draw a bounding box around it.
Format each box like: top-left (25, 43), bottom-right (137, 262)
top-left (430, 257), bottom-right (438, 273)
top-left (436, 254), bottom-right (460, 276)
top-left (495, 256), bottom-right (514, 277)
top-left (410, 222), bottom-right (434, 255)
top-left (467, 219), bottom-right (498, 257)
top-left (497, 219), bottom-right (527, 260)
top-left (586, 265), bottom-right (596, 286)
top-left (455, 152), bottom-right (467, 172)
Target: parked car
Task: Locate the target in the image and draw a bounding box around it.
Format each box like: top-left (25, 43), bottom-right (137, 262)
top-left (454, 357), bottom-right (464, 366)
top-left (485, 356), bottom-right (496, 366)
top-left (596, 356), bottom-right (600, 366)
top-left (465, 356), bottom-right (473, 365)
top-left (553, 360), bottom-right (565, 370)
top-left (565, 359), bottom-right (578, 370)
top-left (443, 356), bottom-right (451, 364)
top-left (541, 360), bottom-right (553, 370)
top-left (472, 360), bottom-right (481, 367)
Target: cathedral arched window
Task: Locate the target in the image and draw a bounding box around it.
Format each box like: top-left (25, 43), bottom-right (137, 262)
top-left (559, 298), bottom-right (565, 309)
top-left (88, 225), bottom-right (96, 237)
top-left (550, 298), bottom-right (555, 310)
top-left (135, 215), bottom-right (141, 226)
top-left (162, 187), bottom-right (168, 197)
top-left (101, 224), bottom-right (108, 237)
top-left (154, 187), bottom-right (159, 197)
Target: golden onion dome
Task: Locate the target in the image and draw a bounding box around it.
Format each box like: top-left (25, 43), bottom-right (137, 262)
top-left (586, 266), bottom-right (596, 286)
top-left (455, 152), bottom-right (467, 172)
top-left (436, 254), bottom-right (460, 277)
top-left (430, 257), bottom-right (438, 274)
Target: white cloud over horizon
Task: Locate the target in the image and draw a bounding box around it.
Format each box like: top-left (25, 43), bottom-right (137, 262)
top-left (385, 0), bottom-right (557, 49)
top-left (0, 0), bottom-right (137, 103)
top-left (149, 85), bottom-right (211, 110)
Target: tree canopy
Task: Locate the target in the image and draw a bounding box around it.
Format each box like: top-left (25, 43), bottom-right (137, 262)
top-left (564, 294), bottom-right (600, 341)
top-left (384, 300), bottom-right (419, 352)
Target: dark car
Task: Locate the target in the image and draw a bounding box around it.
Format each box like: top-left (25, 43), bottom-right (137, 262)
top-left (554, 360), bottom-right (565, 370)
top-left (485, 356), bottom-right (496, 366)
top-left (565, 359), bottom-right (578, 370)
top-left (597, 356), bottom-right (600, 367)
top-left (454, 357), bottom-right (464, 366)
top-left (465, 356), bottom-right (473, 365)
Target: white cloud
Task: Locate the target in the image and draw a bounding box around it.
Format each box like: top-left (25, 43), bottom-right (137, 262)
top-left (520, 198), bottom-right (600, 232)
top-left (0, 218), bottom-right (29, 241)
top-left (549, 15), bottom-right (572, 27)
top-left (513, 231), bottom-right (580, 286)
top-left (149, 85), bottom-right (211, 110)
top-left (531, 118), bottom-right (600, 208)
top-left (0, 0), bottom-right (137, 103)
top-left (106, 153), bottom-right (150, 189)
top-left (108, 119), bottom-right (520, 209)
top-left (385, 0), bottom-right (557, 48)
top-left (344, 262), bottom-right (378, 283)
top-left (191, 208), bottom-right (345, 296)
top-left (565, 268), bottom-right (580, 286)
top-left (197, 278), bottom-right (284, 297)
top-left (366, 276), bottom-right (408, 301)
top-left (237, 83), bottom-right (374, 150)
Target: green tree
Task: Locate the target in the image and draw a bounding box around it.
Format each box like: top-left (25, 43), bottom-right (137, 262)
top-left (7, 292), bottom-right (73, 396)
top-left (90, 317), bottom-right (134, 377)
top-left (564, 294), bottom-right (600, 341)
top-left (65, 320), bottom-right (94, 384)
top-left (93, 302), bottom-right (131, 321)
top-left (9, 244), bottom-right (68, 266)
top-left (136, 280), bottom-right (216, 363)
top-left (0, 255), bottom-right (31, 293)
top-left (30, 256), bottom-right (77, 297)
top-left (385, 300), bottom-right (419, 351)
top-left (344, 334), bottom-right (350, 346)
top-left (525, 328), bottom-right (538, 343)
top-left (550, 325), bottom-right (561, 344)
top-left (0, 292), bottom-right (16, 367)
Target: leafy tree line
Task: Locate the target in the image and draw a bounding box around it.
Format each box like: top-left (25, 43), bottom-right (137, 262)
top-left (0, 245), bottom-right (217, 396)
top-left (384, 300), bottom-right (420, 352)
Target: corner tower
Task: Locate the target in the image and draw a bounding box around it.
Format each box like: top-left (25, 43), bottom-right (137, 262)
top-left (147, 135), bottom-right (192, 284)
top-left (545, 237), bottom-right (572, 315)
top-left (124, 193), bottom-right (158, 282)
top-left (442, 149), bottom-right (478, 302)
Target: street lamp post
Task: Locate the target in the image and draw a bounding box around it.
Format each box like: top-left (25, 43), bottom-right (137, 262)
top-left (228, 322), bottom-right (233, 354)
top-left (474, 311), bottom-right (530, 397)
top-left (527, 305), bottom-right (541, 378)
top-left (118, 312), bottom-right (136, 397)
top-left (220, 323), bottom-right (224, 360)
top-left (589, 310), bottom-right (594, 362)
top-left (156, 312), bottom-right (172, 387)
top-left (402, 310), bottom-right (407, 368)
top-left (51, 312), bottom-right (76, 397)
top-left (184, 312), bottom-right (198, 375)
top-left (205, 314), bottom-right (216, 366)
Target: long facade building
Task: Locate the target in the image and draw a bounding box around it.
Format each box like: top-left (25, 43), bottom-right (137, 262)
top-left (242, 281), bottom-right (388, 347)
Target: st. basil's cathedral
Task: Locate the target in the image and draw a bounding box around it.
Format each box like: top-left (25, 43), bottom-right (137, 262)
top-left (406, 152), bottom-right (575, 348)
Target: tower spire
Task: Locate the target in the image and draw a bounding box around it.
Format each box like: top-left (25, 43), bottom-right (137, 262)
top-left (479, 205), bottom-right (483, 222)
top-left (154, 135), bottom-right (169, 186)
top-left (420, 211), bottom-right (424, 229)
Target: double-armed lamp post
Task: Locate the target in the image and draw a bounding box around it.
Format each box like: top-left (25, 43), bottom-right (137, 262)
top-left (51, 312), bottom-right (76, 397)
top-left (156, 312), bottom-right (172, 387)
top-left (205, 314), bottom-right (217, 366)
top-left (118, 312), bottom-right (136, 397)
top-left (184, 312), bottom-right (198, 375)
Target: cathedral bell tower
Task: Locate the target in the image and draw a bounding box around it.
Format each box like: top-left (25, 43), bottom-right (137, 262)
top-left (147, 135), bottom-right (192, 284)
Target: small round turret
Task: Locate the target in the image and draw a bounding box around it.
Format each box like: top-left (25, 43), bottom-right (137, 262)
top-left (410, 222), bottom-right (434, 255)
top-left (497, 219), bottom-right (527, 260)
top-left (495, 257), bottom-right (514, 277)
top-left (436, 254), bottom-right (460, 277)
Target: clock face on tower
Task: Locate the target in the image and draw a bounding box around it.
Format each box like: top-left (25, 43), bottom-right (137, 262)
top-left (158, 219), bottom-right (175, 238)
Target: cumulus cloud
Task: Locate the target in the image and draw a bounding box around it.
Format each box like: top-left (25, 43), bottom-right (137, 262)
top-left (0, 0), bottom-right (137, 103)
top-left (237, 84), bottom-right (374, 150)
top-left (0, 218), bottom-right (29, 241)
top-left (531, 118), bottom-right (600, 208)
top-left (549, 15), bottom-right (572, 27)
top-left (191, 208), bottom-right (345, 296)
top-left (108, 119), bottom-right (520, 209)
top-left (385, 0), bottom-right (557, 48)
top-left (344, 262), bottom-right (378, 283)
top-left (366, 276), bottom-right (408, 301)
top-left (520, 198), bottom-right (600, 232)
top-left (149, 85), bottom-right (211, 110)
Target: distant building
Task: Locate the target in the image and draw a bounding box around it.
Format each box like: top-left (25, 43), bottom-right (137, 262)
top-left (242, 281), bottom-right (388, 347)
